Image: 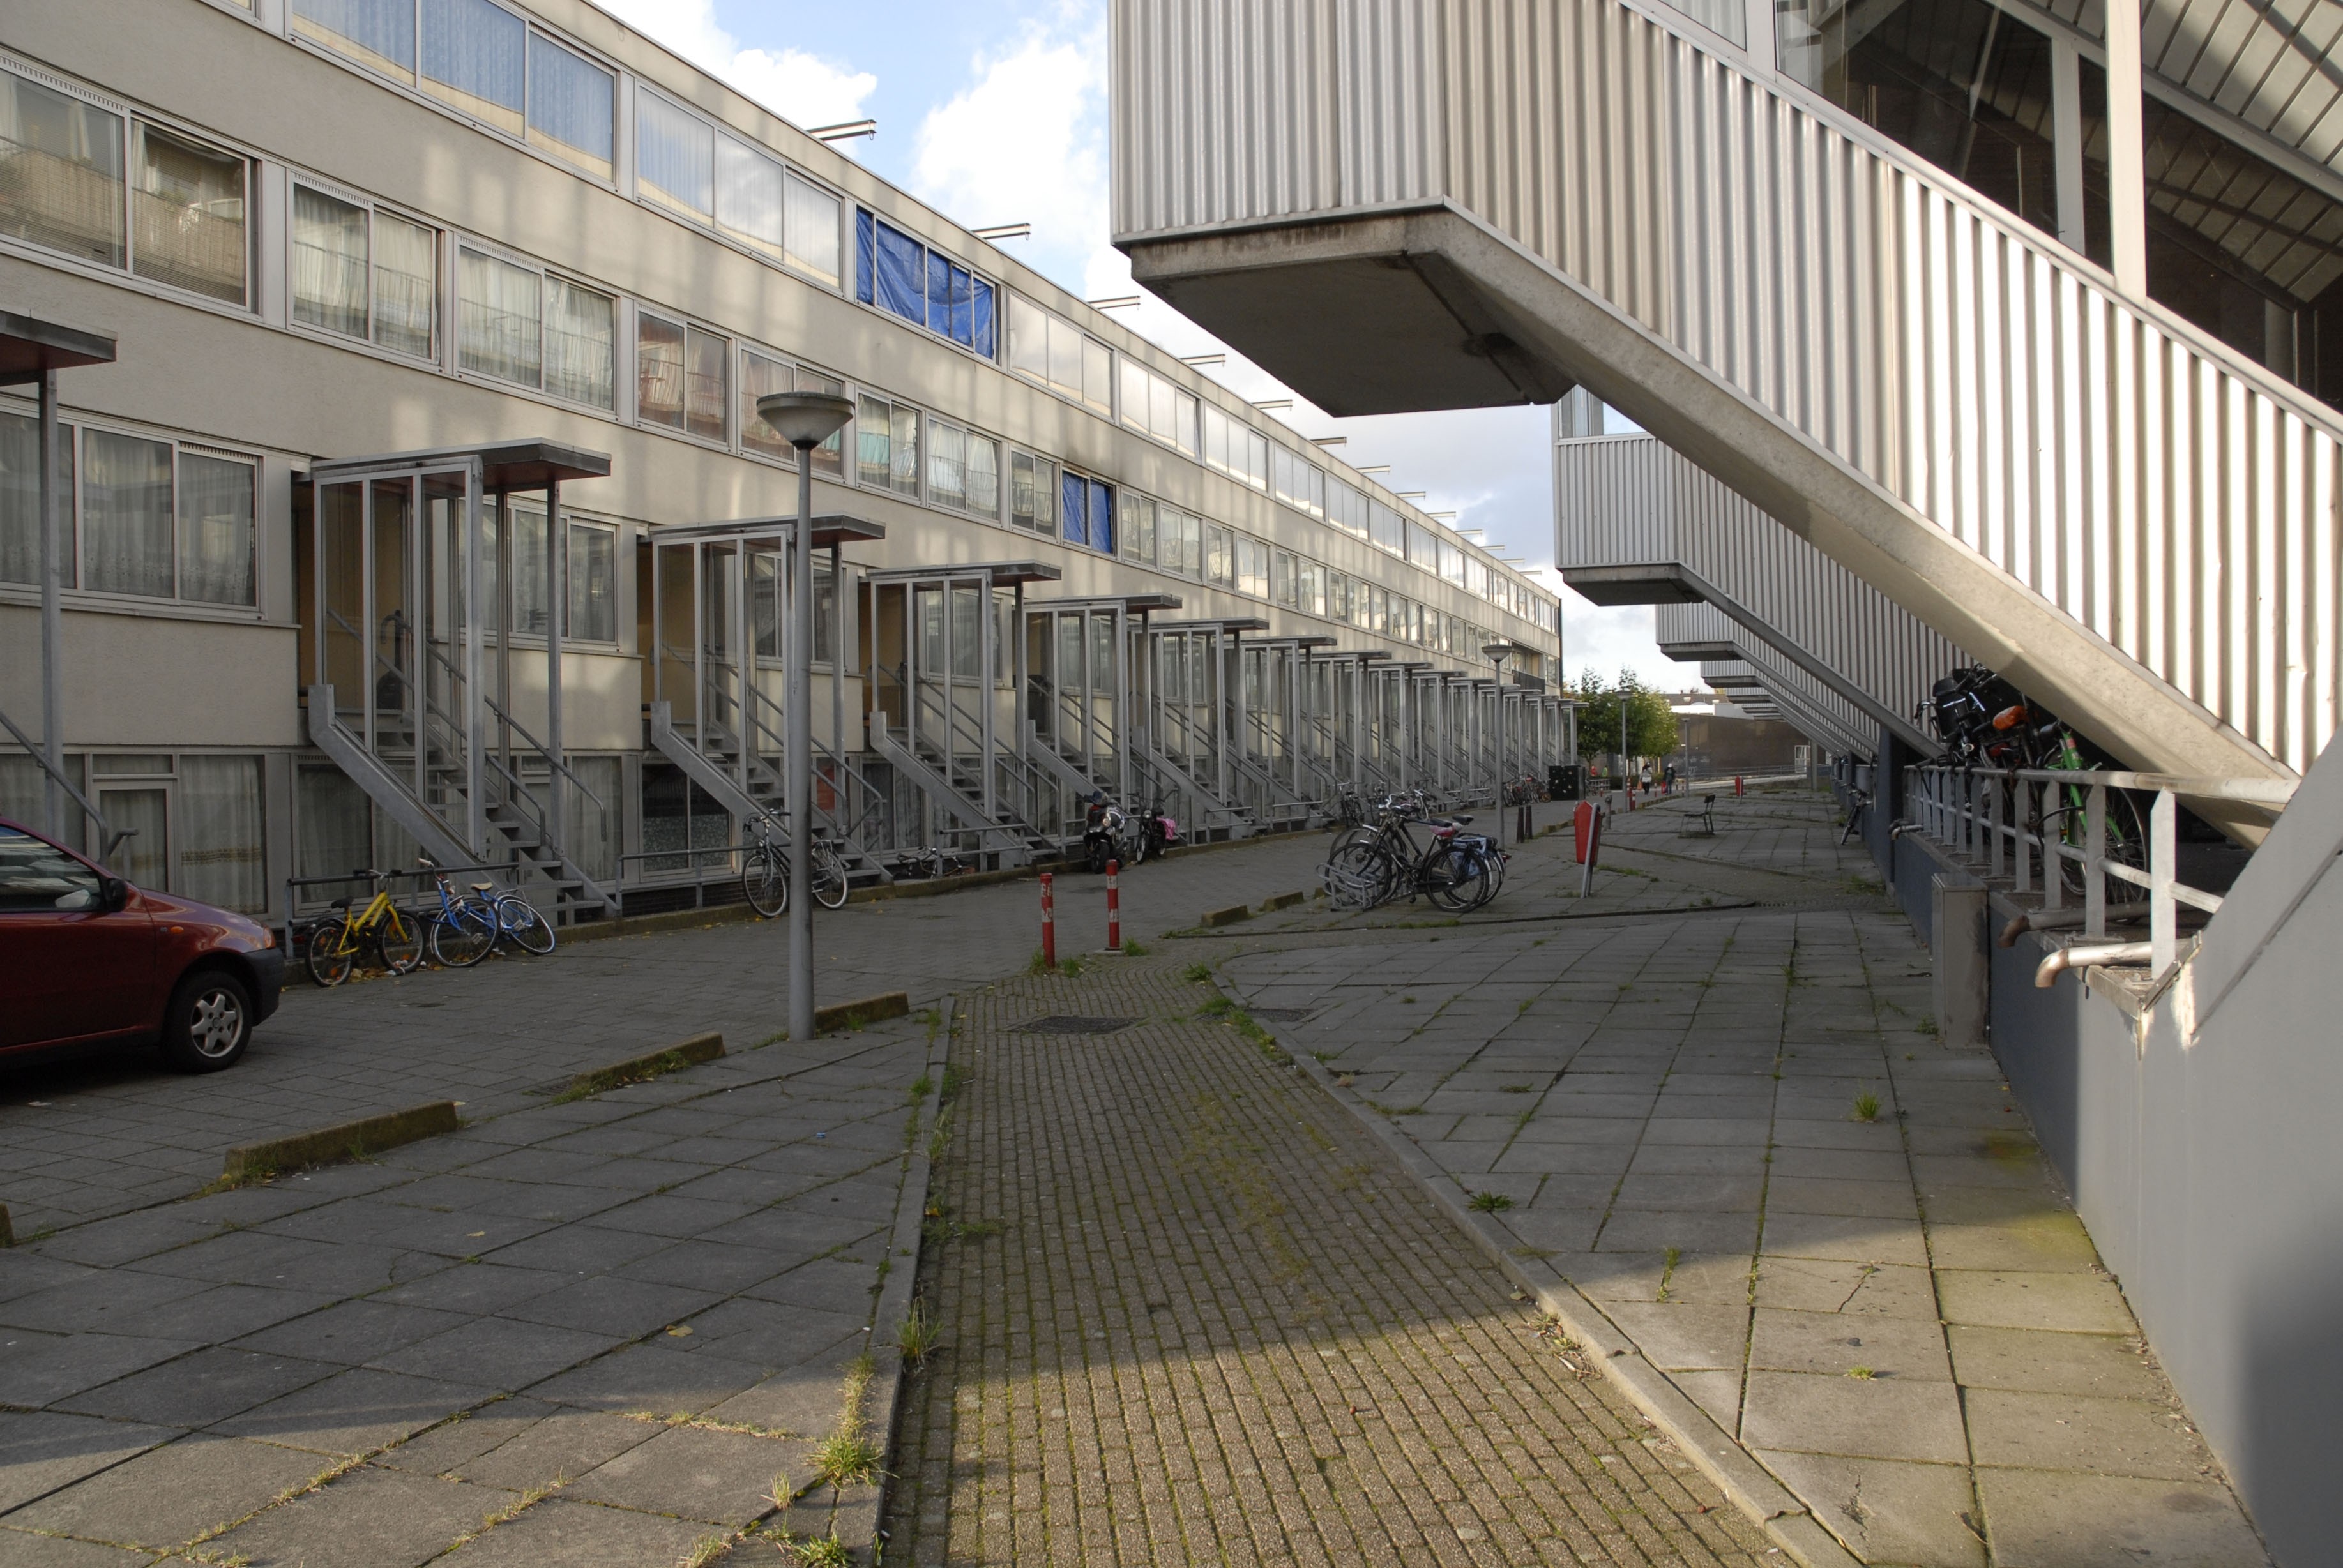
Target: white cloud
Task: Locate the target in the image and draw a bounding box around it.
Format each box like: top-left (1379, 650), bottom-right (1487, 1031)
top-left (595, 0), bottom-right (876, 135)
top-left (911, 22), bottom-right (1107, 289)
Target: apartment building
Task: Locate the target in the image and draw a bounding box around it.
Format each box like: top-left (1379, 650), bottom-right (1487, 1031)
top-left (0, 0), bottom-right (1566, 921)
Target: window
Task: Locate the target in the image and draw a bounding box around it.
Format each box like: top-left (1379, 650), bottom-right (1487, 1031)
top-left (567, 520), bottom-right (616, 642)
top-left (292, 190), bottom-right (440, 360)
top-left (927, 420), bottom-right (998, 516)
top-left (1439, 537), bottom-right (1466, 587)
top-left (1296, 557), bottom-right (1323, 616)
top-left (1010, 450), bottom-right (1057, 534)
top-left (1272, 549), bottom-right (1296, 607)
top-left (527, 34), bottom-right (613, 179)
top-left (1200, 405), bottom-right (1269, 490)
top-left (457, 246), bottom-right (539, 384)
top-left (1407, 520), bottom-right (1439, 569)
top-left (1270, 446), bottom-right (1324, 516)
top-left (1008, 294), bottom-right (1116, 413)
top-left (742, 357), bottom-right (849, 473)
top-left (1202, 522), bottom-right (1233, 587)
top-left (636, 90), bottom-right (712, 220)
top-left (1368, 499), bottom-right (1405, 555)
top-left (856, 211), bottom-right (996, 354)
top-left (715, 133), bottom-right (789, 260)
top-left (1235, 535), bottom-right (1268, 599)
top-left (1158, 506), bottom-right (1201, 578)
top-left (3, 416), bottom-right (254, 607)
top-left (420, 0), bottom-right (524, 137)
top-left (637, 312), bottom-right (724, 439)
top-left (1326, 480), bottom-right (1369, 541)
top-left (2, 68), bottom-right (125, 268)
top-left (177, 755), bottom-right (267, 913)
top-left (1121, 495), bottom-right (1156, 565)
top-left (1060, 472), bottom-right (1114, 552)
top-left (857, 395), bottom-right (919, 496)
top-left (1324, 570), bottom-right (1350, 626)
top-left (784, 173), bottom-right (841, 287)
top-left (132, 124), bottom-right (246, 305)
top-left (543, 278), bottom-right (614, 409)
top-left (1118, 357), bottom-right (1199, 454)
top-left (292, 0), bottom-right (418, 79)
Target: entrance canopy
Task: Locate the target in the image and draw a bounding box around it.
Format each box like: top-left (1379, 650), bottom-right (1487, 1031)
top-left (1036, 593), bottom-right (1186, 615)
top-left (0, 312), bottom-right (116, 383)
top-left (1150, 617), bottom-right (1270, 635)
top-left (867, 560), bottom-right (1062, 587)
top-left (307, 439), bottom-right (610, 492)
top-left (656, 514), bottom-right (886, 551)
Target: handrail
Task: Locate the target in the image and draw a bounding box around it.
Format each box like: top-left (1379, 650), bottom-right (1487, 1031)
top-left (1901, 763), bottom-right (2297, 983)
top-left (0, 702), bottom-right (128, 857)
top-left (421, 640), bottom-right (608, 810)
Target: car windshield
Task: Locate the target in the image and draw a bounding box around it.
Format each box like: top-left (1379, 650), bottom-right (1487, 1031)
top-left (0, 825), bottom-right (105, 912)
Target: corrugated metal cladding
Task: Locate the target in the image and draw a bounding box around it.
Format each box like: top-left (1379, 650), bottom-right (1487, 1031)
top-left (1662, 600), bottom-right (1876, 753)
top-left (1112, 0), bottom-right (2343, 779)
top-left (1554, 431), bottom-right (1968, 737)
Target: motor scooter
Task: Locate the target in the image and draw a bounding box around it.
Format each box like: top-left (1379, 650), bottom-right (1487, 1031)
top-left (1082, 793), bottom-right (1134, 873)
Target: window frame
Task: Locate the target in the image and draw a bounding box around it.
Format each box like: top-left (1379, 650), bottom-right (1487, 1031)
top-left (452, 235), bottom-right (618, 411)
top-left (287, 177), bottom-right (442, 362)
top-left (632, 305), bottom-right (729, 445)
top-left (854, 208), bottom-right (998, 359)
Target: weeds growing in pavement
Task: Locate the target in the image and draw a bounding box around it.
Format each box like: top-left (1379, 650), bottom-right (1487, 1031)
top-left (1851, 1090), bottom-right (1882, 1123)
top-left (1467, 1191), bottom-right (1514, 1212)
top-left (1501, 1083), bottom-right (1534, 1094)
top-left (1122, 939), bottom-right (1149, 956)
top-left (1658, 1246), bottom-right (1682, 1302)
top-left (898, 1298), bottom-right (941, 1364)
top-left (1846, 1366), bottom-right (1877, 1380)
top-left (679, 1532), bottom-right (735, 1567)
top-left (790, 1535), bottom-right (854, 1567)
top-left (1182, 961), bottom-right (1213, 983)
top-left (907, 1074), bottom-right (933, 1104)
top-left (812, 1432), bottom-right (881, 1489)
top-left (1197, 995), bottom-right (1232, 1016)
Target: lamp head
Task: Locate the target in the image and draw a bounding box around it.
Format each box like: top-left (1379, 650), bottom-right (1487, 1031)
top-left (1482, 641), bottom-right (1515, 664)
top-left (755, 391), bottom-right (856, 449)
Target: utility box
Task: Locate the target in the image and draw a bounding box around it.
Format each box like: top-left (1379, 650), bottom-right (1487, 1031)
top-left (1931, 872), bottom-right (1989, 1048)
top-left (1550, 764), bottom-right (1584, 801)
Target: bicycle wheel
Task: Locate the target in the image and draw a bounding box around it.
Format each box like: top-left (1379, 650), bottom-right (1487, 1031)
top-left (306, 919), bottom-right (357, 987)
top-left (1321, 838), bottom-right (1388, 910)
top-left (812, 843), bottom-right (850, 910)
top-left (1425, 846), bottom-right (1490, 910)
top-left (496, 895), bottom-right (557, 955)
top-left (429, 902), bottom-right (497, 968)
top-left (374, 909), bottom-right (425, 974)
top-left (743, 842), bottom-right (789, 917)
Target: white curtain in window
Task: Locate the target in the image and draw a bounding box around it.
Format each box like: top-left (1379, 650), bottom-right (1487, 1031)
top-left (296, 762), bottom-right (368, 886)
top-left (178, 755), bottom-right (266, 912)
top-left (566, 523), bottom-right (616, 642)
top-left (636, 91), bottom-right (711, 218)
top-left (543, 278), bottom-right (614, 409)
top-left (715, 135), bottom-right (785, 257)
top-left (741, 350), bottom-right (796, 460)
top-left (372, 212), bottom-right (436, 358)
top-left (82, 430), bottom-right (173, 599)
top-left (420, 0), bottom-right (524, 137)
top-left (133, 124), bottom-right (245, 305)
top-left (0, 411), bottom-right (72, 588)
top-left (928, 421), bottom-right (967, 509)
top-left (293, 186), bottom-right (368, 337)
top-left (565, 756), bottom-right (619, 882)
top-left (457, 247), bottom-right (540, 386)
top-left (0, 68), bottom-right (126, 268)
top-left (292, 0), bottom-right (418, 78)
top-left (783, 174), bottom-right (840, 286)
top-left (177, 453), bottom-right (254, 607)
top-left (685, 326), bottom-right (727, 442)
top-left (527, 34), bottom-right (613, 179)
top-left (636, 314), bottom-right (686, 430)
top-left (890, 408), bottom-right (920, 496)
top-left (967, 435), bottom-right (999, 516)
top-left (796, 365), bottom-right (847, 476)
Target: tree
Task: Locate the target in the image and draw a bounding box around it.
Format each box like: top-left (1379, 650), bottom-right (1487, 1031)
top-left (1572, 668), bottom-right (1678, 765)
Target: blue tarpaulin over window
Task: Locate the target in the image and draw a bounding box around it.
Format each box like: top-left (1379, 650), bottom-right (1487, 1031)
top-left (874, 220), bottom-right (926, 326)
top-left (1061, 471), bottom-right (1086, 547)
top-left (971, 279), bottom-right (994, 358)
top-left (1088, 479), bottom-right (1113, 554)
top-left (858, 209), bottom-right (995, 356)
top-left (854, 209), bottom-right (874, 305)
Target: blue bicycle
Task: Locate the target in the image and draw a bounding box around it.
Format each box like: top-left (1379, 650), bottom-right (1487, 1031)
top-left (415, 862), bottom-right (500, 968)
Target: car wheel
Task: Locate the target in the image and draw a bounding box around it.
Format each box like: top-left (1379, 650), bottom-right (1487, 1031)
top-left (159, 969), bottom-right (252, 1073)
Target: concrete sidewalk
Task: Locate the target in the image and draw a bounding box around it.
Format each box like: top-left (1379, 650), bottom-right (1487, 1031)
top-left (1222, 790), bottom-right (2267, 1567)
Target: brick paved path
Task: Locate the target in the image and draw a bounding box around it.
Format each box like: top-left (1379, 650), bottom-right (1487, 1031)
top-left (883, 955), bottom-right (1779, 1566)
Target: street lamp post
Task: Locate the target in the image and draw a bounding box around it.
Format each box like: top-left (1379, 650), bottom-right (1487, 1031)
top-left (1482, 642), bottom-right (1513, 847)
top-left (755, 391), bottom-right (857, 1044)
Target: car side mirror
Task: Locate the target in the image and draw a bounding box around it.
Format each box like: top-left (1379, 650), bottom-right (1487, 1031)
top-left (100, 876), bottom-right (130, 912)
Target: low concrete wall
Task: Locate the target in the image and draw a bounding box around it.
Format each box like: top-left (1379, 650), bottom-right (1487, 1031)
top-left (1854, 736), bottom-right (2343, 1567)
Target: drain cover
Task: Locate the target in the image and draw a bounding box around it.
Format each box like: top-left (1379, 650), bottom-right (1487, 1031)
top-left (1015, 1015), bottom-right (1139, 1035)
top-left (1248, 1006), bottom-right (1319, 1023)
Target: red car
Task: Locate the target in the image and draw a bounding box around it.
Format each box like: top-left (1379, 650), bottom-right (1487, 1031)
top-left (0, 816), bottom-right (284, 1073)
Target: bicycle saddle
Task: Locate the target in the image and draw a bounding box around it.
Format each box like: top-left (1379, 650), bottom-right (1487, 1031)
top-left (329, 898), bottom-right (353, 910)
top-left (469, 881), bottom-right (496, 893)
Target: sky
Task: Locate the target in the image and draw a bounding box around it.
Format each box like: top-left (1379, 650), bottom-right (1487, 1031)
top-left (594, 0), bottom-right (1692, 691)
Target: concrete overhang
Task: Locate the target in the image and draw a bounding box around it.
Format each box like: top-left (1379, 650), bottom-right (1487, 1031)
top-left (1559, 563), bottom-right (1708, 606)
top-left (0, 311), bottom-right (116, 384)
top-left (1659, 640), bottom-right (1743, 662)
top-left (1123, 206), bottom-right (1575, 415)
top-left (653, 515), bottom-right (886, 550)
top-left (1033, 592), bottom-right (1186, 614)
top-left (866, 561), bottom-right (1063, 587)
top-left (1150, 617), bottom-right (1271, 633)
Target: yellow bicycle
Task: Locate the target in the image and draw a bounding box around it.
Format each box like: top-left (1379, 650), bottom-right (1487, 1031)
top-left (305, 868), bottom-right (423, 986)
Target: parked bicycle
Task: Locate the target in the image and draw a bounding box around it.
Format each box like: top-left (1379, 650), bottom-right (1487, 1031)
top-left (885, 845), bottom-right (974, 880)
top-left (1321, 797), bottom-right (1499, 912)
top-left (306, 868), bottom-right (423, 986)
top-left (743, 829), bottom-right (849, 916)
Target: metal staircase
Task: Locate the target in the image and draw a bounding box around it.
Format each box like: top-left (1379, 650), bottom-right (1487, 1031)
top-left (642, 701), bottom-right (891, 893)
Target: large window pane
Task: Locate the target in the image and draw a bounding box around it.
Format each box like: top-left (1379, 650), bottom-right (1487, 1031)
top-left (1, 410), bottom-right (72, 588)
top-left (567, 523), bottom-right (615, 642)
top-left (0, 70), bottom-right (125, 268)
top-left (1081, 338), bottom-right (1112, 415)
top-left (636, 91), bottom-right (712, 219)
top-left (797, 365), bottom-right (846, 477)
top-left (871, 216), bottom-right (926, 325)
top-left (372, 211), bottom-right (437, 358)
top-left (637, 312), bottom-right (685, 429)
top-left (292, 0), bottom-right (418, 80)
top-left (784, 173), bottom-right (841, 287)
top-left (526, 34), bottom-right (614, 179)
top-left (457, 247), bottom-right (539, 384)
top-left (543, 278), bottom-right (614, 408)
top-left (82, 430), bottom-right (174, 599)
top-left (1123, 495), bottom-right (1156, 565)
top-left (1010, 450), bottom-right (1054, 532)
top-left (292, 185), bottom-right (368, 337)
top-left (741, 349), bottom-right (798, 460)
top-left (889, 407), bottom-right (919, 495)
top-left (685, 325), bottom-right (727, 442)
top-left (421, 0), bottom-right (524, 136)
top-left (178, 755), bottom-right (266, 912)
top-left (178, 453), bottom-right (254, 607)
top-left (966, 434), bottom-right (999, 515)
top-left (1008, 294), bottom-right (1049, 381)
top-left (857, 395), bottom-right (894, 488)
top-left (715, 135), bottom-right (786, 257)
top-left (132, 125), bottom-right (245, 304)
top-left (928, 421), bottom-right (967, 509)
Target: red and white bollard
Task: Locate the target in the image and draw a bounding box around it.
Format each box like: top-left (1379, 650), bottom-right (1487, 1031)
top-left (1735, 774), bottom-right (1745, 797)
top-left (1105, 860), bottom-right (1121, 952)
top-left (1039, 872), bottom-right (1056, 969)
